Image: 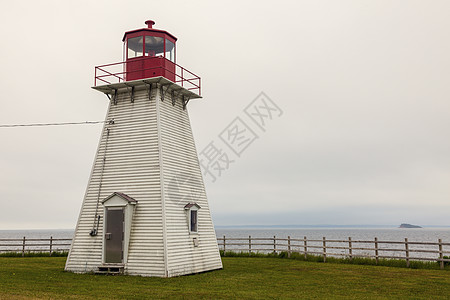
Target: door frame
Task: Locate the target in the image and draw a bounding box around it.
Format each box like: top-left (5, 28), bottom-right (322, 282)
top-left (101, 193), bottom-right (137, 265)
top-left (103, 207), bottom-right (125, 264)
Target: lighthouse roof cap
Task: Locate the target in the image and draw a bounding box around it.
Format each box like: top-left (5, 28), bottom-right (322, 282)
top-left (122, 20), bottom-right (177, 42)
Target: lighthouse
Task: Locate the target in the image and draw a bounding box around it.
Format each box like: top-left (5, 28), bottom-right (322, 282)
top-left (65, 20), bottom-right (223, 277)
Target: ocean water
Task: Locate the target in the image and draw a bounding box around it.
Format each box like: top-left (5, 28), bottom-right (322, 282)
top-left (215, 227), bottom-right (450, 242)
top-left (2, 227), bottom-right (449, 241)
top-left (0, 229), bottom-right (74, 240)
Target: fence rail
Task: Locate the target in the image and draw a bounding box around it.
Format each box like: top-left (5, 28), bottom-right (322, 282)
top-left (218, 236), bottom-right (450, 269)
top-left (0, 237), bottom-right (72, 256)
top-left (2, 236), bottom-right (450, 269)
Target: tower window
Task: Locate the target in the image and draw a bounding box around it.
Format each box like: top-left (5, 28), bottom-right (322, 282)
top-left (190, 210), bottom-right (198, 232)
top-left (184, 203), bottom-right (201, 234)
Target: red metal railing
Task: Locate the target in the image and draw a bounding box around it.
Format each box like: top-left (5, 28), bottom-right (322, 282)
top-left (94, 57), bottom-right (201, 95)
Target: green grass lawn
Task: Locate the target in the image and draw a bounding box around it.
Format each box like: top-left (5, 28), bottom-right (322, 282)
top-left (1, 257), bottom-right (449, 299)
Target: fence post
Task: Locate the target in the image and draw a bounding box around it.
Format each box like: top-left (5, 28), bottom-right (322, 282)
top-left (348, 237), bottom-right (353, 261)
top-left (323, 237), bottom-right (327, 263)
top-left (288, 236), bottom-right (291, 258)
top-left (249, 235), bottom-right (251, 254)
top-left (405, 238), bottom-right (410, 267)
top-left (304, 236), bottom-right (308, 260)
top-left (223, 235), bottom-right (226, 256)
top-left (22, 236), bottom-right (26, 257)
top-left (49, 236), bottom-right (53, 256)
top-left (273, 236), bottom-right (276, 254)
top-left (374, 237), bottom-right (379, 265)
top-left (439, 239), bottom-right (444, 270)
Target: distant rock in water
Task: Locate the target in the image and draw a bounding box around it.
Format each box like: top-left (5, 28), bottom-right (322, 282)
top-left (399, 223), bottom-right (422, 228)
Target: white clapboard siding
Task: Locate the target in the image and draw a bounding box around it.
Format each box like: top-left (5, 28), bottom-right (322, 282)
top-left (66, 88), bottom-right (165, 277)
top-left (66, 80), bottom-right (222, 277)
top-left (160, 91), bottom-right (222, 277)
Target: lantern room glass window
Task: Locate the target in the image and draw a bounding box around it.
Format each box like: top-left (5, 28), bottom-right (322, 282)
top-left (126, 35), bottom-right (176, 62)
top-left (145, 36), bottom-right (164, 57)
top-left (127, 36), bottom-right (143, 58)
top-left (165, 39), bottom-right (175, 62)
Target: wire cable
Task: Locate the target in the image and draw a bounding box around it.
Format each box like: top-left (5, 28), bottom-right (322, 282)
top-left (0, 121), bottom-right (107, 128)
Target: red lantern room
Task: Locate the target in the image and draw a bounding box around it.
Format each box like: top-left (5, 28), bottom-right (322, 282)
top-left (94, 20), bottom-right (200, 96)
top-left (123, 20), bottom-right (177, 81)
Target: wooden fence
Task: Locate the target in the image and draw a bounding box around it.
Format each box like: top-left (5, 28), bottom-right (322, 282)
top-left (0, 237), bottom-right (72, 256)
top-left (217, 236), bottom-right (450, 269)
top-left (2, 236), bottom-right (450, 269)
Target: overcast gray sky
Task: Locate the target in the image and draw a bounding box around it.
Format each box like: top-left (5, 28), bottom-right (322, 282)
top-left (0, 0), bottom-right (449, 229)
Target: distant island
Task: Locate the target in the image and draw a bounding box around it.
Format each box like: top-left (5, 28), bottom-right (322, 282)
top-left (399, 223), bottom-right (422, 228)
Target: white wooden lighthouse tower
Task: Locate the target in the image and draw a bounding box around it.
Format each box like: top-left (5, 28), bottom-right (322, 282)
top-left (65, 20), bottom-right (222, 277)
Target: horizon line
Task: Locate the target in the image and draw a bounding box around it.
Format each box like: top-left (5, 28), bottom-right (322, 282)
top-left (1, 224), bottom-right (449, 231)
